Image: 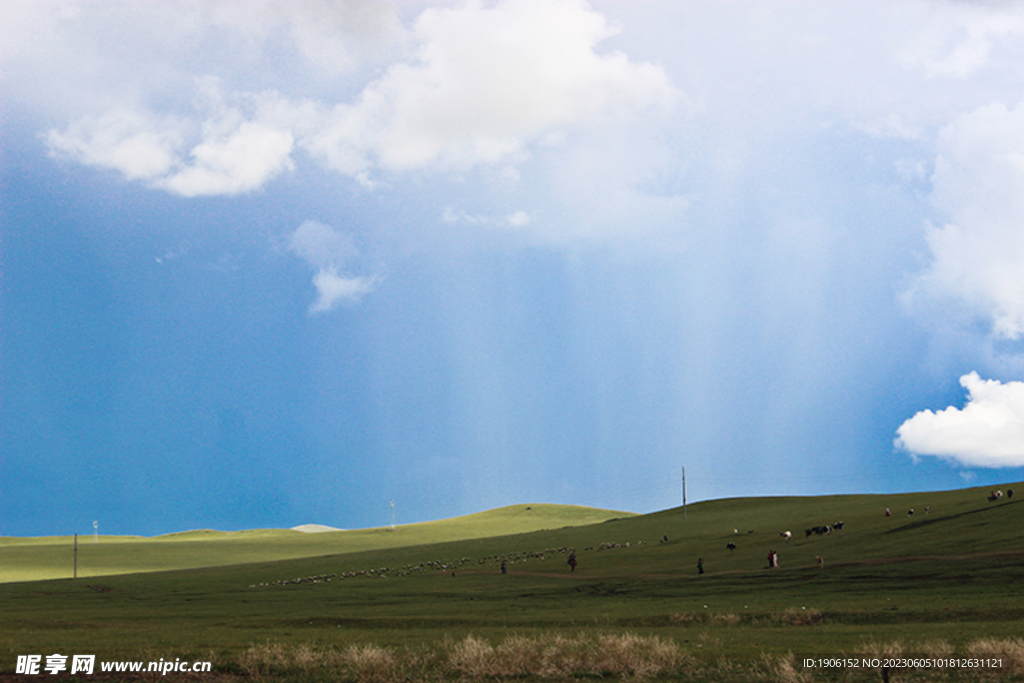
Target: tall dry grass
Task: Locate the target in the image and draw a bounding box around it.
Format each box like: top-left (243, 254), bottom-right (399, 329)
top-left (447, 632), bottom-right (688, 679)
top-left (235, 635), bottom-right (1024, 682)
top-left (239, 632), bottom-right (689, 681)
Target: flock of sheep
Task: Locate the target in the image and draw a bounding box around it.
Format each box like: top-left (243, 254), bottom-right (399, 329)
top-left (249, 542), bottom-right (649, 589)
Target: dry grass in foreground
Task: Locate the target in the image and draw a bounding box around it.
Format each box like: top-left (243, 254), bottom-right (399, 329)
top-left (231, 634), bottom-right (1024, 682)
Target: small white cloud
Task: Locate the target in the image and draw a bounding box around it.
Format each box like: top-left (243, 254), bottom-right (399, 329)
top-left (289, 220), bottom-right (376, 313)
top-left (507, 211), bottom-right (531, 227)
top-left (895, 372), bottom-right (1024, 468)
top-left (309, 270), bottom-right (375, 313)
top-left (442, 207), bottom-right (489, 225)
top-left (290, 220), bottom-right (358, 268)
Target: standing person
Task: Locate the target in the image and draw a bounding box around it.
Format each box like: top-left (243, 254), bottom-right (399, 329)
top-left (885, 506), bottom-right (891, 517)
top-left (767, 550), bottom-right (774, 568)
top-left (697, 557), bottom-right (704, 575)
top-left (772, 551), bottom-right (779, 568)
top-left (567, 551), bottom-right (577, 573)
top-left (501, 560), bottom-right (507, 574)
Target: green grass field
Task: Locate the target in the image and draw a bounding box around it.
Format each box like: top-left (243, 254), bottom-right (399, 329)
top-left (2, 484), bottom-right (1023, 681)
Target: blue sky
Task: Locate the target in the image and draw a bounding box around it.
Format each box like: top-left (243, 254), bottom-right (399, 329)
top-left (4, 0), bottom-right (1024, 536)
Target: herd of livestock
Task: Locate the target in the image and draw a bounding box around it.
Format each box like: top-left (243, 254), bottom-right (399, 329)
top-left (250, 489), bottom-right (1014, 588)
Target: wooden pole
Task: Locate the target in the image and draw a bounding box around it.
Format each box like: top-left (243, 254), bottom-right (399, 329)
top-left (682, 467), bottom-right (687, 520)
top-left (73, 533), bottom-right (78, 579)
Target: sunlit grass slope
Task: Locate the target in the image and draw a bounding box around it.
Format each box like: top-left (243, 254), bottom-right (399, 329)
top-left (0, 503), bottom-right (633, 583)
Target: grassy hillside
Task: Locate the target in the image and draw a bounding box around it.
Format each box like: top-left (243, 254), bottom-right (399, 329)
top-left (0, 503), bottom-right (633, 583)
top-left (2, 483), bottom-right (1022, 681)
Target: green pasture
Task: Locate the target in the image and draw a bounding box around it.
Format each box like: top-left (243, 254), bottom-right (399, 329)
top-left (0, 503), bottom-right (631, 583)
top-left (1, 483), bottom-right (1023, 681)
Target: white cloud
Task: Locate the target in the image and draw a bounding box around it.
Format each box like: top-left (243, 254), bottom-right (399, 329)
top-left (906, 100), bottom-right (1024, 340)
top-left (895, 372), bottom-right (1024, 468)
top-left (307, 0), bottom-right (678, 173)
top-left (439, 208), bottom-right (532, 230)
top-left (507, 211), bottom-right (531, 227)
top-left (289, 220), bottom-right (376, 312)
top-left (155, 121), bottom-right (294, 197)
top-left (35, 0), bottom-right (676, 198)
top-left (309, 270), bottom-right (376, 313)
top-left (46, 109), bottom-right (184, 181)
top-left (899, 4), bottom-right (1024, 79)
top-left (46, 80), bottom-right (302, 196)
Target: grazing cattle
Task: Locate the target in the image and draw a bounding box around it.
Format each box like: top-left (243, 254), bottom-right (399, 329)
top-left (805, 525), bottom-right (831, 537)
top-left (832, 521), bottom-right (844, 531)
top-left (988, 490), bottom-right (1004, 502)
top-left (726, 542), bottom-right (736, 553)
top-left (780, 531), bottom-right (792, 542)
top-left (907, 509), bottom-right (914, 516)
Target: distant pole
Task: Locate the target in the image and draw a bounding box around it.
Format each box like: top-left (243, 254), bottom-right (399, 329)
top-left (682, 467), bottom-right (687, 520)
top-left (73, 534), bottom-right (78, 579)
top-left (93, 520), bottom-right (98, 543)
top-left (390, 500), bottom-right (395, 531)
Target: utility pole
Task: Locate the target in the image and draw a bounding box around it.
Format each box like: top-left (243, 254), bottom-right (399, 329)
top-left (73, 533), bottom-right (78, 579)
top-left (682, 467), bottom-right (687, 520)
top-left (390, 500), bottom-right (395, 531)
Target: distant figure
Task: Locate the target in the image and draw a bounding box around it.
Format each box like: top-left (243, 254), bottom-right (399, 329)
top-left (501, 560), bottom-right (507, 574)
top-left (727, 542), bottom-right (736, 553)
top-left (697, 557), bottom-right (704, 575)
top-left (815, 556), bottom-right (824, 569)
top-left (908, 508), bottom-right (914, 516)
top-left (885, 506), bottom-right (891, 517)
top-left (662, 535), bottom-right (669, 543)
top-left (768, 550), bottom-right (775, 568)
top-left (925, 506), bottom-right (931, 514)
top-left (1008, 489), bottom-right (1014, 499)
top-left (567, 552), bottom-right (577, 573)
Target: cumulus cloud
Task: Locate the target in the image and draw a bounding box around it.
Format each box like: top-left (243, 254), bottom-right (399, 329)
top-left (289, 220), bottom-right (376, 312)
top-left (46, 79), bottom-right (300, 196)
top-left (905, 99), bottom-right (1024, 340)
top-left (46, 109), bottom-right (184, 181)
top-left (305, 0), bottom-right (677, 174)
top-left (36, 0), bottom-right (676, 196)
top-left (895, 372), bottom-right (1024, 468)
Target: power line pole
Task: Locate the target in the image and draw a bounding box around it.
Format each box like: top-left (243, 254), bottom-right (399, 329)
top-left (73, 533), bottom-right (78, 579)
top-left (682, 466), bottom-right (687, 520)
top-left (390, 500), bottom-right (395, 531)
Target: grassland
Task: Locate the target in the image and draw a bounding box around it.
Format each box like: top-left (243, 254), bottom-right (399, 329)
top-left (1, 484), bottom-right (1023, 681)
top-left (0, 504), bottom-right (631, 584)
